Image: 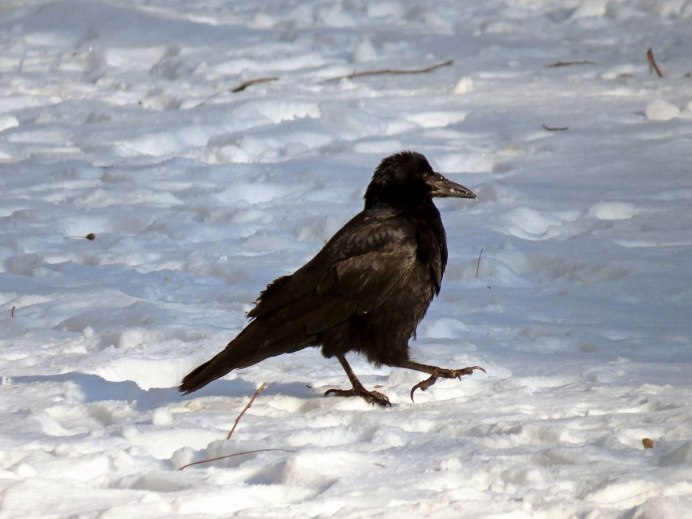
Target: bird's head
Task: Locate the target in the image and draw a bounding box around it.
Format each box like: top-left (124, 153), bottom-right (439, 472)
top-left (364, 151), bottom-right (476, 209)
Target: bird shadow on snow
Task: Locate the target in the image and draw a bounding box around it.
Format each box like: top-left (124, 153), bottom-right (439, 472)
top-left (10, 372), bottom-right (317, 411)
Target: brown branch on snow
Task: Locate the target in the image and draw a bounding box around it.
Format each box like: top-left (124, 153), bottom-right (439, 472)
top-left (177, 383), bottom-right (290, 471)
top-left (546, 60), bottom-right (595, 68)
top-left (231, 76), bottom-right (279, 93)
top-left (177, 448), bottom-right (296, 471)
top-left (646, 48), bottom-right (663, 78)
top-left (227, 382), bottom-right (267, 440)
top-left (189, 59), bottom-right (455, 110)
top-left (192, 77), bottom-right (279, 108)
top-left (192, 60), bottom-right (453, 107)
top-left (542, 123), bottom-right (569, 131)
top-left (324, 59), bottom-right (454, 82)
top-left (475, 249), bottom-right (483, 279)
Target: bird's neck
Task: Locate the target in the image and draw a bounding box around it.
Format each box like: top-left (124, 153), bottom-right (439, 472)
top-left (407, 198), bottom-right (444, 227)
top-left (409, 200), bottom-right (448, 294)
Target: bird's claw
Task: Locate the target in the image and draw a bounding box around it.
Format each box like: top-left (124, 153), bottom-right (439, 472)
top-left (410, 365), bottom-right (485, 402)
top-left (454, 365), bottom-right (486, 379)
top-left (325, 387), bottom-right (391, 407)
top-left (410, 376), bottom-right (438, 401)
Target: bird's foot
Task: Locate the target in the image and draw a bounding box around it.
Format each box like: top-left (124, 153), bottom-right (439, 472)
top-left (410, 365), bottom-right (485, 401)
top-left (325, 387), bottom-right (391, 407)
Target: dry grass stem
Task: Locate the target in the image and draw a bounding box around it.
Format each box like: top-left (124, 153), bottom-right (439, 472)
top-left (177, 383), bottom-right (281, 471)
top-left (227, 383), bottom-right (268, 440)
top-left (646, 48), bottom-right (663, 78)
top-left (475, 249), bottom-right (484, 279)
top-left (542, 124), bottom-right (569, 131)
top-left (325, 59), bottom-right (453, 82)
top-left (177, 448), bottom-right (296, 470)
top-left (231, 77), bottom-right (279, 93)
top-left (547, 60), bottom-right (595, 68)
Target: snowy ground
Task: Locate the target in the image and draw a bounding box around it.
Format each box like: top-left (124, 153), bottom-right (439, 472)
top-left (1, 0), bottom-right (692, 517)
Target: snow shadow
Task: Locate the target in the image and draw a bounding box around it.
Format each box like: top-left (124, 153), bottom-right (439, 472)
top-left (10, 372), bottom-right (316, 410)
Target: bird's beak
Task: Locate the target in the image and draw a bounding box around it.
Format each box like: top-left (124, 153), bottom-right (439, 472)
top-left (426, 172), bottom-right (477, 199)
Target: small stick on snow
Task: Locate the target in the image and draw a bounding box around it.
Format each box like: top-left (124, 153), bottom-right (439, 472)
top-left (231, 76), bottom-right (279, 93)
top-left (177, 448), bottom-right (296, 471)
top-left (177, 383), bottom-right (284, 470)
top-left (192, 77), bottom-right (279, 108)
top-left (646, 48), bottom-right (663, 78)
top-left (542, 123), bottom-right (569, 131)
top-left (475, 249), bottom-right (483, 279)
top-left (546, 60), bottom-right (595, 68)
top-left (227, 383), bottom-right (267, 440)
top-left (11, 306), bottom-right (15, 318)
top-left (324, 59), bottom-right (454, 82)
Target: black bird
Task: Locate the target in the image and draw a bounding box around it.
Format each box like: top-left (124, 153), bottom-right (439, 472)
top-left (180, 151), bottom-right (483, 406)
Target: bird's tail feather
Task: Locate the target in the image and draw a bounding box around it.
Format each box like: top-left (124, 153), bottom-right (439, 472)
top-left (179, 320), bottom-right (314, 394)
top-left (179, 346), bottom-right (271, 394)
top-left (178, 337), bottom-right (268, 394)
top-left (179, 358), bottom-right (216, 394)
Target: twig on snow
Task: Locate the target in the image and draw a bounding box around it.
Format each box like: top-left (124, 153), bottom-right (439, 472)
top-left (542, 123), bottom-right (569, 131)
top-left (324, 59), bottom-right (454, 82)
top-left (177, 383), bottom-right (288, 471)
top-left (646, 48), bottom-right (663, 78)
top-left (475, 249), bottom-right (483, 279)
top-left (227, 382), bottom-right (267, 440)
top-left (192, 76), bottom-right (279, 108)
top-left (177, 448), bottom-right (296, 471)
top-left (546, 60), bottom-right (595, 68)
top-left (192, 60), bottom-right (453, 108)
top-left (11, 306), bottom-right (15, 318)
top-left (231, 76), bottom-right (279, 93)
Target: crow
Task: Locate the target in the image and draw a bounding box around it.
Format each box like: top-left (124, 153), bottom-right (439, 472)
top-left (179, 151), bottom-right (483, 406)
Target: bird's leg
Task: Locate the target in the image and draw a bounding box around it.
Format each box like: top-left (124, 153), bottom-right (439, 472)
top-left (324, 353), bottom-right (391, 407)
top-left (395, 360), bottom-right (485, 401)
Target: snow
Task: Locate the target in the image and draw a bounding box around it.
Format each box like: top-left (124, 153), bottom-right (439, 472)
top-left (1, 0), bottom-right (692, 517)
top-left (645, 99), bottom-right (681, 121)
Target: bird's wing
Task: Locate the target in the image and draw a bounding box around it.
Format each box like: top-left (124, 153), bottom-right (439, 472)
top-left (247, 209), bottom-right (418, 332)
top-left (179, 210), bottom-right (418, 394)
